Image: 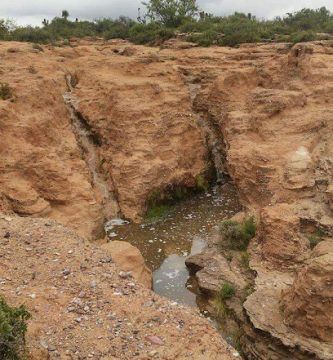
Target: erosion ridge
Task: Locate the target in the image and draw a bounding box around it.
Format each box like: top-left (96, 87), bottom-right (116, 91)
top-left (0, 39), bottom-right (333, 359)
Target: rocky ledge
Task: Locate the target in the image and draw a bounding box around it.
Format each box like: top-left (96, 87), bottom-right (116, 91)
top-left (186, 41), bottom-right (333, 359)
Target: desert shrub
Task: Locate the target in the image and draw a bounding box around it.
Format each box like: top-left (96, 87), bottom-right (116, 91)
top-left (186, 13), bottom-right (275, 46)
top-left (185, 7), bottom-right (333, 47)
top-left (129, 23), bottom-right (175, 44)
top-left (0, 297), bottom-right (31, 360)
top-left (62, 39), bottom-right (70, 46)
top-left (219, 216), bottom-right (256, 251)
top-left (307, 229), bottom-right (324, 249)
top-left (290, 30), bottom-right (317, 43)
top-left (217, 282), bottom-right (236, 301)
top-left (214, 283), bottom-right (235, 319)
top-left (218, 14), bottom-right (262, 46)
top-left (243, 216), bottom-right (256, 238)
top-left (187, 29), bottom-right (220, 46)
top-left (8, 26), bottom-right (53, 43)
top-left (214, 298), bottom-right (231, 318)
top-left (195, 174), bottom-right (209, 191)
top-left (97, 17), bottom-right (135, 39)
top-left (240, 251), bottom-right (250, 269)
top-left (308, 235), bottom-right (320, 249)
top-left (32, 43), bottom-right (43, 51)
top-left (46, 17), bottom-right (96, 39)
top-left (145, 204), bottom-right (171, 222)
top-left (0, 83), bottom-right (13, 100)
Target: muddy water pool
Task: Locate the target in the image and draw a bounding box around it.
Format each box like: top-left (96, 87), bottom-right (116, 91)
top-left (105, 183), bottom-right (241, 308)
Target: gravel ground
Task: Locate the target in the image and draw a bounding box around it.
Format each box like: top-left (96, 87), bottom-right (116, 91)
top-left (0, 214), bottom-right (238, 360)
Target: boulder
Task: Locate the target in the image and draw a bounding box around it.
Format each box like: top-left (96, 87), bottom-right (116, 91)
top-left (102, 241), bottom-right (152, 289)
top-left (186, 249), bottom-right (247, 296)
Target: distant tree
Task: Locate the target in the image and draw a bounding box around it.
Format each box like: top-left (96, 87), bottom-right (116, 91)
top-left (42, 18), bottom-right (49, 26)
top-left (143, 0), bottom-right (198, 27)
top-left (137, 7), bottom-right (147, 24)
top-left (0, 19), bottom-right (16, 34)
top-left (62, 10), bottom-right (69, 20)
top-left (0, 19), bottom-right (8, 35)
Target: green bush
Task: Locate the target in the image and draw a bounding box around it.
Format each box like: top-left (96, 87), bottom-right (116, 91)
top-left (0, 297), bottom-right (31, 360)
top-left (214, 298), bottom-right (231, 318)
top-left (243, 216), bottom-right (256, 238)
top-left (2, 6), bottom-right (333, 47)
top-left (219, 15), bottom-right (262, 46)
top-left (187, 29), bottom-right (220, 46)
top-left (7, 26), bottom-right (53, 43)
top-left (217, 282), bottom-right (236, 301)
top-left (240, 251), bottom-right (250, 269)
top-left (195, 174), bottom-right (209, 191)
top-left (0, 83), bottom-right (13, 100)
top-left (32, 43), bottom-right (43, 51)
top-left (290, 30), bottom-right (317, 43)
top-left (145, 204), bottom-right (171, 222)
top-left (129, 23), bottom-right (175, 44)
top-left (97, 17), bottom-right (135, 39)
top-left (219, 216), bottom-right (256, 251)
top-left (307, 230), bottom-right (324, 249)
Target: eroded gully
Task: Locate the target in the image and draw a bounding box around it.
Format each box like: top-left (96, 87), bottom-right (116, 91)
top-left (63, 72), bottom-right (243, 349)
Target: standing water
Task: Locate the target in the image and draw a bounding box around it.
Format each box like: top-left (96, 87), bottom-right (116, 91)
top-left (105, 183), bottom-right (241, 307)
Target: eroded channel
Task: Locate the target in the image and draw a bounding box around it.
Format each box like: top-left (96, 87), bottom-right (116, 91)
top-left (105, 182), bottom-right (241, 308)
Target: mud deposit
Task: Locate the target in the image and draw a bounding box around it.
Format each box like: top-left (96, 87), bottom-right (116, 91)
top-left (105, 183), bottom-right (241, 307)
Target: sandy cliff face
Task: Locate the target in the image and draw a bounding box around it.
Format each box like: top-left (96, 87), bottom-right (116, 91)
top-left (0, 41), bottom-right (210, 237)
top-left (194, 42), bottom-right (333, 358)
top-left (68, 46), bottom-right (209, 221)
top-left (0, 43), bottom-right (105, 239)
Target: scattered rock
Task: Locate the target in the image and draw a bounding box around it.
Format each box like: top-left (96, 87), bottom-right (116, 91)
top-left (145, 335), bottom-right (164, 346)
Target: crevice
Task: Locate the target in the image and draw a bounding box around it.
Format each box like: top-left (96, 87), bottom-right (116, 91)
top-left (182, 72), bottom-right (230, 184)
top-left (63, 73), bottom-right (121, 220)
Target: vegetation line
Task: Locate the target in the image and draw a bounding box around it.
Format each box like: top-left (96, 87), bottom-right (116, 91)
top-left (1, 2), bottom-right (333, 46)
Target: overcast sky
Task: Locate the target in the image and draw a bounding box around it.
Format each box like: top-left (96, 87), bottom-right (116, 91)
top-left (1, 0), bottom-right (333, 26)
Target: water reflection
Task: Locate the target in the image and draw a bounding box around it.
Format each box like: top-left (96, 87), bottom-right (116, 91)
top-left (106, 183), bottom-right (241, 306)
top-left (153, 237), bottom-right (205, 306)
